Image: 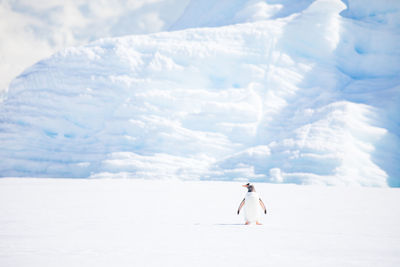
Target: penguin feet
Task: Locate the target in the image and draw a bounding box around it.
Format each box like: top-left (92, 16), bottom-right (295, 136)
top-left (245, 221), bottom-right (262, 225)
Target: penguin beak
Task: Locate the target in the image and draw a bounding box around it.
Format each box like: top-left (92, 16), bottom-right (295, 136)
top-left (242, 184), bottom-right (249, 188)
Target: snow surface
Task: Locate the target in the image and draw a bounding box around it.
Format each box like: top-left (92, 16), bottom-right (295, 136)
top-left (0, 0), bottom-right (191, 93)
top-left (0, 0), bottom-right (399, 186)
top-left (0, 178), bottom-right (399, 267)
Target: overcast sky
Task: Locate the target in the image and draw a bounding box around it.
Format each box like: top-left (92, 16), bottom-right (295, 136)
top-left (0, 0), bottom-right (190, 93)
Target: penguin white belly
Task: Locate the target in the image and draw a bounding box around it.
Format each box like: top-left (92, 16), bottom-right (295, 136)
top-left (244, 192), bottom-right (260, 223)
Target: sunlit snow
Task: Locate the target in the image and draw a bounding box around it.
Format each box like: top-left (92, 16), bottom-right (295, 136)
top-left (0, 178), bottom-right (399, 266)
top-left (0, 0), bottom-right (399, 186)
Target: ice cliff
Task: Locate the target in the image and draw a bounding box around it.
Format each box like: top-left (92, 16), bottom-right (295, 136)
top-left (1, 0), bottom-right (399, 186)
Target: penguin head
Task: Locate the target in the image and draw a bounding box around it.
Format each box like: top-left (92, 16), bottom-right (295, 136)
top-left (242, 183), bottom-right (255, 192)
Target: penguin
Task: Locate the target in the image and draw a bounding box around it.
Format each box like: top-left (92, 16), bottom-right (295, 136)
top-left (237, 183), bottom-right (267, 225)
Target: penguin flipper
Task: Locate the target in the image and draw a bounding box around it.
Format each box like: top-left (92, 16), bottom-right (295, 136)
top-left (237, 198), bottom-right (245, 215)
top-left (259, 198), bottom-right (267, 214)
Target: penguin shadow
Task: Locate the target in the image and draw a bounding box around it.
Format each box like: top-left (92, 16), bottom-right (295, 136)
top-left (214, 223), bottom-right (265, 226)
top-left (193, 223), bottom-right (244, 226)
top-left (214, 223), bottom-right (244, 226)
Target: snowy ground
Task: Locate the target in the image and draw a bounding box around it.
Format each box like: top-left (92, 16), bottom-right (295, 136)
top-left (1, 178), bottom-right (399, 267)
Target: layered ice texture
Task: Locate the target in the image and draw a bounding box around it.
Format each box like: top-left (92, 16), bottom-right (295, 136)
top-left (1, 0), bottom-right (399, 186)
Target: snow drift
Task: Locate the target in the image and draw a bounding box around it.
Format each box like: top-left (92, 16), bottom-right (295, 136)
top-left (0, 0), bottom-right (399, 186)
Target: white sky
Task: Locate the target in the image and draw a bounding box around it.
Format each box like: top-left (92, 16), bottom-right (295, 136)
top-left (0, 0), bottom-right (190, 93)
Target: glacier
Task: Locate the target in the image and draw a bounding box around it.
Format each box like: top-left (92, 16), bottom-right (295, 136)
top-left (0, 0), bottom-right (399, 186)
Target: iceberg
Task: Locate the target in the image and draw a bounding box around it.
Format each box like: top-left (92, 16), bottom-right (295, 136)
top-left (0, 0), bottom-right (399, 186)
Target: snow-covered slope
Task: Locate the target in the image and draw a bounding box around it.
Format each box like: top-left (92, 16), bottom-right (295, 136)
top-left (0, 0), bottom-right (191, 94)
top-left (1, 0), bottom-right (399, 186)
top-left (170, 0), bottom-right (315, 30)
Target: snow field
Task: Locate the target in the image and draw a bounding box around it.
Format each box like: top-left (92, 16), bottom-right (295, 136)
top-left (0, 178), bottom-right (399, 267)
